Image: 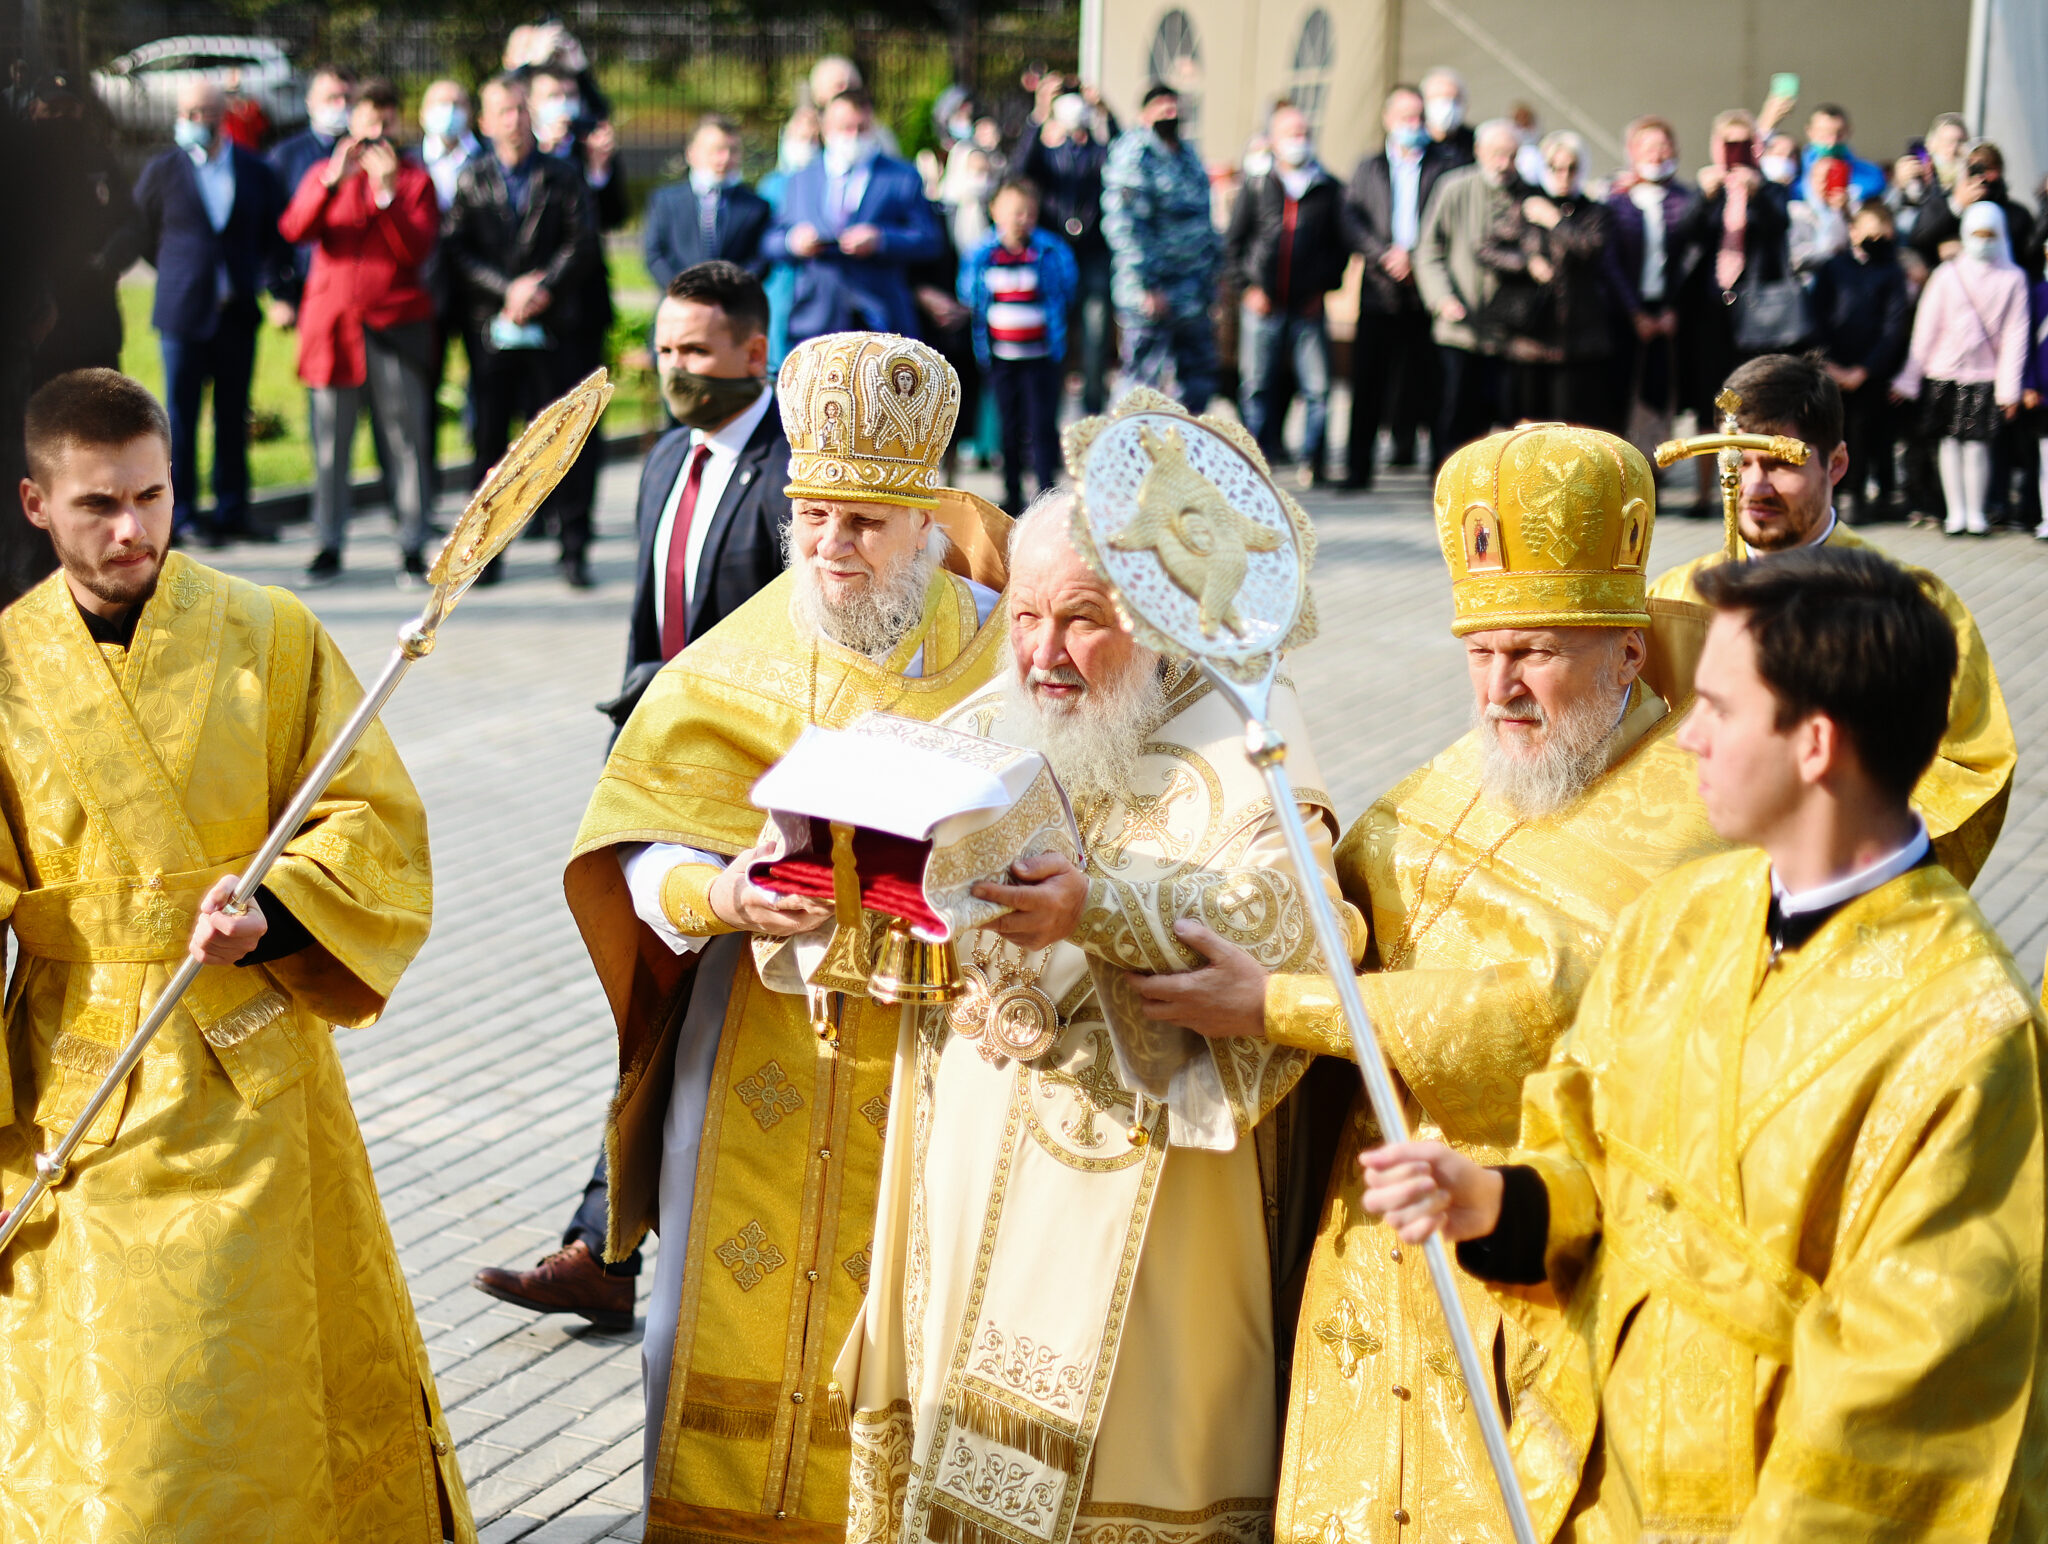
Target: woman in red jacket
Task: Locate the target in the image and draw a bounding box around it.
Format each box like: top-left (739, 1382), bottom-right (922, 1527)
top-left (280, 76), bottom-right (441, 583)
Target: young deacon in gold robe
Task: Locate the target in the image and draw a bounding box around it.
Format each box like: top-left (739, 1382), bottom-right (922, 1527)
top-left (1648, 352), bottom-right (2013, 884)
top-left (0, 371), bottom-right (469, 1538)
top-left (839, 492), bottom-right (1360, 1544)
top-left (1140, 425), bottom-right (1724, 1544)
top-left (564, 333), bottom-right (1012, 1544)
top-left (1368, 545), bottom-right (2048, 1542)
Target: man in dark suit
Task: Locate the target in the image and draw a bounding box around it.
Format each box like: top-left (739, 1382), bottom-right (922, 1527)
top-left (267, 63), bottom-right (357, 325)
top-left (133, 79), bottom-right (291, 543)
top-left (644, 116), bottom-right (772, 289)
top-left (1342, 83), bottom-right (1465, 488)
top-left (528, 61), bottom-right (625, 587)
top-left (472, 261), bottom-right (790, 1327)
top-left (442, 73), bottom-right (598, 586)
top-left (762, 89), bottom-right (942, 344)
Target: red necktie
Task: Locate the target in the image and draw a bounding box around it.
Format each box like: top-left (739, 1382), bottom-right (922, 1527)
top-left (660, 443), bottom-right (712, 660)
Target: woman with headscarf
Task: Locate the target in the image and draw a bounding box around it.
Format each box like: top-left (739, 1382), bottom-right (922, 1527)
top-left (1893, 201), bottom-right (2030, 534)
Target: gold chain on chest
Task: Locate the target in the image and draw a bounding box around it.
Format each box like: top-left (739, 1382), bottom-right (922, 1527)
top-left (1381, 785), bottom-right (1526, 972)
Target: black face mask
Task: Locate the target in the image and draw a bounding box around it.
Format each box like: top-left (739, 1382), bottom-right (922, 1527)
top-left (1152, 116), bottom-right (1181, 148)
top-left (660, 367), bottom-right (764, 429)
top-left (1857, 235), bottom-right (1892, 260)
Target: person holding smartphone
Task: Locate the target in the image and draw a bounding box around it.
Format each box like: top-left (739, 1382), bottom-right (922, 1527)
top-left (279, 77), bottom-right (440, 585)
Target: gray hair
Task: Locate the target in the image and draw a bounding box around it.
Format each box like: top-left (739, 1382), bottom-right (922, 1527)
top-left (1475, 118), bottom-right (1519, 155)
top-left (1539, 129), bottom-right (1586, 164)
top-left (1008, 485), bottom-right (1078, 560)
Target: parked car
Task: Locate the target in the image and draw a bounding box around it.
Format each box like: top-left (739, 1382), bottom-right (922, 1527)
top-left (92, 35), bottom-right (305, 139)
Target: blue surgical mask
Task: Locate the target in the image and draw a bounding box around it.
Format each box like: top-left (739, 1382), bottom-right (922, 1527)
top-left (174, 117), bottom-right (214, 154)
top-left (1392, 124), bottom-right (1430, 153)
top-left (311, 102), bottom-right (350, 140)
top-left (422, 101), bottom-right (467, 141)
top-left (535, 96), bottom-right (577, 134)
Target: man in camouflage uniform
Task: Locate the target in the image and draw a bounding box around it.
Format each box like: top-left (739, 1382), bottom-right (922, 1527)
top-left (1102, 83), bottom-right (1222, 411)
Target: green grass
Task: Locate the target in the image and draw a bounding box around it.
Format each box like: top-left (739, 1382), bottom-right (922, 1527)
top-left (117, 264), bottom-right (659, 493)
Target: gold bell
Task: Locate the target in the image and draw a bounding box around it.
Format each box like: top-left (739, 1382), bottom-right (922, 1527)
top-left (869, 918), bottom-right (966, 1005)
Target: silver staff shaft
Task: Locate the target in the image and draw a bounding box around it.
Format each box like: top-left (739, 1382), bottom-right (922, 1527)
top-left (1220, 669), bottom-right (1540, 1544)
top-left (0, 625), bottom-right (427, 1258)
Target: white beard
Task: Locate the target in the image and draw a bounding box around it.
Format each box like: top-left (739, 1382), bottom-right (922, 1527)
top-left (787, 538), bottom-right (937, 658)
top-left (997, 652), bottom-right (1171, 808)
top-left (1476, 686), bottom-right (1628, 818)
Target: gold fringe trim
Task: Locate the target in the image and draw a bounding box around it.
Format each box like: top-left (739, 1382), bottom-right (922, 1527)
top-left (955, 1386), bottom-right (1079, 1474)
top-left (810, 1408), bottom-right (851, 1448)
top-left (926, 1499), bottom-right (1017, 1544)
top-left (200, 988), bottom-right (290, 1049)
top-left (48, 1032), bottom-right (120, 1078)
top-left (675, 1402), bottom-right (776, 1442)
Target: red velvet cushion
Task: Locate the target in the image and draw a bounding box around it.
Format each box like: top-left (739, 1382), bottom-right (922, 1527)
top-left (752, 819), bottom-right (942, 933)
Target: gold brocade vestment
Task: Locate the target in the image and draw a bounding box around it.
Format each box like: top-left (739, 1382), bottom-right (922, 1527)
top-left (0, 556), bottom-right (468, 1541)
top-left (1502, 851), bottom-right (2048, 1543)
top-left (1265, 687), bottom-right (1723, 1544)
top-left (842, 674), bottom-right (1362, 1544)
top-left (1648, 523), bottom-right (2013, 883)
top-left (566, 564), bottom-right (1006, 1544)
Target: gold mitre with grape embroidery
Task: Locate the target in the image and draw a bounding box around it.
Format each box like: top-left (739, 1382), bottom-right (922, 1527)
top-left (1435, 422), bottom-right (1655, 636)
top-left (778, 330), bottom-right (962, 509)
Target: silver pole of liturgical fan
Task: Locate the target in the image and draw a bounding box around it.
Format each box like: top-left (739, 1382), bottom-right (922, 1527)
top-left (1063, 391), bottom-right (1541, 1544)
top-left (0, 369), bottom-right (616, 1259)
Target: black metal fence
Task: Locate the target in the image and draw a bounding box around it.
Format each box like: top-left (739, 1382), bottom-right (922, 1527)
top-left (11, 2), bottom-right (1077, 186)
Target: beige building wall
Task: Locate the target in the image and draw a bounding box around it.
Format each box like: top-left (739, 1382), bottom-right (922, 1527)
top-left (1096, 0), bottom-right (1970, 182)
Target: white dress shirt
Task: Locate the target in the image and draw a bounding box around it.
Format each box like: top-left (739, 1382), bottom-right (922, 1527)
top-left (650, 386), bottom-right (774, 641)
top-left (423, 131), bottom-right (481, 210)
top-left (1629, 180), bottom-right (1668, 304)
top-left (1771, 816), bottom-right (1929, 919)
top-left (191, 140), bottom-right (236, 231)
top-left (1388, 145), bottom-right (1424, 252)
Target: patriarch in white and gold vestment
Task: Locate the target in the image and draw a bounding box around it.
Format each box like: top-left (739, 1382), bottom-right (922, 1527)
top-left (566, 333), bottom-right (1012, 1544)
top-left (839, 466), bottom-right (1364, 1544)
top-left (0, 369), bottom-right (467, 1540)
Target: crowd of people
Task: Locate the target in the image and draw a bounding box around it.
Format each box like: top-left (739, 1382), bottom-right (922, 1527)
top-left (8, 20), bottom-right (2048, 1544)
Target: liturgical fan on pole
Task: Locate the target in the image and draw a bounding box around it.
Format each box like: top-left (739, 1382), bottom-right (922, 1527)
top-left (1065, 389), bottom-right (1541, 1544)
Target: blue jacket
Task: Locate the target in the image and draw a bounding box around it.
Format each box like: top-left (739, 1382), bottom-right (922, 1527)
top-left (761, 153), bottom-right (943, 343)
top-left (644, 179), bottom-right (773, 289)
top-left (1795, 144), bottom-right (1887, 206)
top-left (2023, 277), bottom-right (2048, 398)
top-left (133, 144), bottom-right (290, 340)
top-left (958, 228), bottom-right (1077, 368)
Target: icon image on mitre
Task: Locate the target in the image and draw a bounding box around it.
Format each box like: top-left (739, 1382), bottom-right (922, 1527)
top-left (745, 714), bottom-right (1079, 1008)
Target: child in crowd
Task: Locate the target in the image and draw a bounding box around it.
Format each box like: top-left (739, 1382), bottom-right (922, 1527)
top-left (1893, 201), bottom-right (2028, 535)
top-left (959, 179), bottom-right (1077, 514)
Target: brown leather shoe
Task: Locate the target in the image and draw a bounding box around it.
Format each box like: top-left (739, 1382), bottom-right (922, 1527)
top-left (473, 1241), bottom-right (635, 1331)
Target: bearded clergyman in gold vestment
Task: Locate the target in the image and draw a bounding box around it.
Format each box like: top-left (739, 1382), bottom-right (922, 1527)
top-left (565, 333), bottom-right (1012, 1544)
top-left (1647, 354), bottom-right (2013, 885)
top-left (1142, 425), bottom-right (1725, 1544)
top-left (0, 371), bottom-right (470, 1539)
top-left (840, 486), bottom-right (1363, 1544)
top-left (1366, 544), bottom-right (2048, 1542)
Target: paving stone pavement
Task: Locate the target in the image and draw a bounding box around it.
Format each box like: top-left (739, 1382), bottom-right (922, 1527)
top-left (190, 453), bottom-right (2048, 1540)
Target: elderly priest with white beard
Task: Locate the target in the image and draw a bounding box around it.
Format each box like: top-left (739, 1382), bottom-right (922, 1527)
top-left (836, 478), bottom-right (1366, 1544)
top-left (1140, 423), bottom-right (1727, 1544)
top-left (565, 331), bottom-right (1012, 1544)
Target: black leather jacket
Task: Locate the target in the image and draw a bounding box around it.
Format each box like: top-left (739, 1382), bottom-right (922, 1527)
top-left (441, 149), bottom-right (597, 347)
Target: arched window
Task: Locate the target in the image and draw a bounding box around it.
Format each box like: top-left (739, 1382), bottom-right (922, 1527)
top-left (1289, 8), bottom-right (1335, 136)
top-left (1147, 8), bottom-right (1204, 143)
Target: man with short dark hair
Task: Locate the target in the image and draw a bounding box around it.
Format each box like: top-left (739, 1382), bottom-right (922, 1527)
top-left (1797, 102), bottom-right (1887, 206)
top-left (443, 72), bottom-right (599, 586)
top-left (1650, 352), bottom-right (2014, 883)
top-left (1102, 82), bottom-right (1222, 410)
top-left (1341, 82), bottom-right (1464, 488)
top-left (763, 88), bottom-right (941, 344)
top-left (268, 62), bottom-right (361, 324)
top-left (2, 368), bottom-right (470, 1536)
top-left (645, 117), bottom-right (772, 288)
top-left (1363, 543), bottom-right (2048, 1543)
top-left (473, 261), bottom-right (790, 1329)
top-left (1227, 100), bottom-right (1347, 483)
top-left (133, 78), bottom-right (292, 545)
